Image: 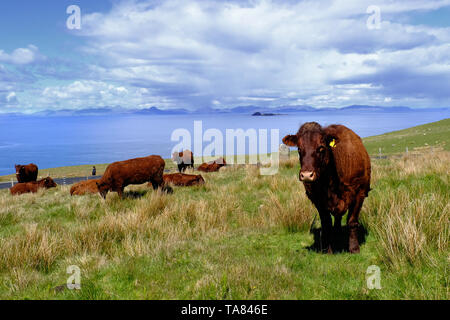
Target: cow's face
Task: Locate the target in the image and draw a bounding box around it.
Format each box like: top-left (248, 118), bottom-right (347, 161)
top-left (196, 175), bottom-right (205, 185)
top-left (43, 177), bottom-right (57, 188)
top-left (96, 181), bottom-right (109, 199)
top-left (172, 152), bottom-right (182, 164)
top-left (15, 165), bottom-right (24, 176)
top-left (283, 122), bottom-right (332, 183)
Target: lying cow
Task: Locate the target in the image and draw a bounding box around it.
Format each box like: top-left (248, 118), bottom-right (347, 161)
top-left (96, 155), bottom-right (172, 199)
top-left (172, 150), bottom-right (194, 173)
top-left (283, 122), bottom-right (371, 254)
top-left (70, 179), bottom-right (99, 196)
top-left (10, 177), bottom-right (57, 195)
top-left (15, 163), bottom-right (38, 183)
top-left (197, 158), bottom-right (227, 173)
top-left (163, 173), bottom-right (205, 187)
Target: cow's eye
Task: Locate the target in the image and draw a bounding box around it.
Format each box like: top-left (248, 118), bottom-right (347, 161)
top-left (317, 146), bottom-right (326, 154)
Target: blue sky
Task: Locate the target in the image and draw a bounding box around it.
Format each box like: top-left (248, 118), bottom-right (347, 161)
top-left (1, 0), bottom-right (450, 113)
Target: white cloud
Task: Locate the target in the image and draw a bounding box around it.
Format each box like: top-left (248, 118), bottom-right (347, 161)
top-left (6, 92), bottom-right (16, 102)
top-left (3, 0), bottom-right (450, 112)
top-left (0, 45), bottom-right (41, 65)
top-left (70, 0), bottom-right (450, 109)
top-left (37, 80), bottom-right (170, 110)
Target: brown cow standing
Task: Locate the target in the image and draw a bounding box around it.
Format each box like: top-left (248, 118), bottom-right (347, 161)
top-left (70, 179), bottom-right (99, 196)
top-left (283, 122), bottom-right (371, 254)
top-left (15, 164), bottom-right (38, 183)
top-left (10, 177), bottom-right (57, 195)
top-left (197, 158), bottom-right (227, 173)
top-left (163, 173), bottom-right (205, 187)
top-left (172, 150), bottom-right (194, 173)
top-left (96, 155), bottom-right (171, 199)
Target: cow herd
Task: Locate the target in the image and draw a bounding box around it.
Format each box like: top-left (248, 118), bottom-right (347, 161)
top-left (10, 164), bottom-right (57, 195)
top-left (10, 153), bottom-right (225, 198)
top-left (7, 122), bottom-right (371, 254)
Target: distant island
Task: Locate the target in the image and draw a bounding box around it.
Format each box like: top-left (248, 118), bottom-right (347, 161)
top-left (252, 112), bottom-right (283, 117)
top-left (1, 104), bottom-right (448, 117)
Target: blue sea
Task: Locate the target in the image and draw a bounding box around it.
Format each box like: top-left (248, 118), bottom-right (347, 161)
top-left (0, 110), bottom-right (448, 176)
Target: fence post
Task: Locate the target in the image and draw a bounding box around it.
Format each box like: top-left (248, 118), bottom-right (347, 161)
top-left (406, 146), bottom-right (408, 154)
top-left (11, 179), bottom-right (14, 187)
top-left (63, 176), bottom-right (66, 186)
top-left (378, 147), bottom-right (382, 159)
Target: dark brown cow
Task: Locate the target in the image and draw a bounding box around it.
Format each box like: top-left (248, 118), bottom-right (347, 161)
top-left (283, 122), bottom-right (371, 254)
top-left (197, 158), bottom-right (227, 173)
top-left (163, 173), bottom-right (205, 187)
top-left (10, 177), bottom-right (57, 195)
top-left (172, 150), bottom-right (194, 173)
top-left (96, 155), bottom-right (171, 199)
top-left (15, 164), bottom-right (38, 183)
top-left (70, 179), bottom-right (99, 196)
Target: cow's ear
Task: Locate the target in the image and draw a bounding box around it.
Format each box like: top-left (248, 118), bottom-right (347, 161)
top-left (282, 135), bottom-right (298, 147)
top-left (325, 134), bottom-right (339, 149)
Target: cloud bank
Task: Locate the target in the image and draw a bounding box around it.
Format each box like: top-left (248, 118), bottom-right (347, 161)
top-left (1, 0), bottom-right (450, 113)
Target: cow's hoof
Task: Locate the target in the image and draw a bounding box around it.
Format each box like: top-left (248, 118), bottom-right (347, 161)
top-left (322, 245), bottom-right (333, 254)
top-left (349, 244), bottom-right (360, 254)
top-left (163, 186), bottom-right (173, 194)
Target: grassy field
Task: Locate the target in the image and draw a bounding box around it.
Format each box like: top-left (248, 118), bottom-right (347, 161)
top-left (364, 118), bottom-right (449, 155)
top-left (0, 119), bottom-right (448, 299)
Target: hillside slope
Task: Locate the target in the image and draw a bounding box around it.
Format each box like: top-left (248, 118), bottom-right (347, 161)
top-left (363, 118), bottom-right (449, 155)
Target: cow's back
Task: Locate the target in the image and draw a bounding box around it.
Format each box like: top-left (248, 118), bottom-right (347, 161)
top-left (70, 180), bottom-right (99, 196)
top-left (163, 173), bottom-right (204, 186)
top-left (325, 125), bottom-right (371, 189)
top-left (102, 155), bottom-right (165, 185)
top-left (181, 150), bottom-right (194, 164)
top-left (10, 182), bottom-right (38, 195)
top-left (17, 164), bottom-right (38, 183)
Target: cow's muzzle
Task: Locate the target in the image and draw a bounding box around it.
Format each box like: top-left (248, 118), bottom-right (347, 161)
top-left (300, 171), bottom-right (316, 182)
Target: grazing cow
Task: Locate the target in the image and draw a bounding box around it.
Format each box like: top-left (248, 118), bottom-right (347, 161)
top-left (163, 173), bottom-right (205, 187)
top-left (15, 164), bottom-right (38, 183)
top-left (10, 177), bottom-right (57, 195)
top-left (172, 150), bottom-right (194, 173)
top-left (70, 179), bottom-right (99, 196)
top-left (283, 122), bottom-right (371, 254)
top-left (197, 158), bottom-right (227, 173)
top-left (96, 155), bottom-right (171, 199)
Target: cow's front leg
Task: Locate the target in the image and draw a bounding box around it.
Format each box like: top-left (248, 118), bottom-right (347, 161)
top-left (319, 210), bottom-right (333, 254)
top-left (117, 187), bottom-right (124, 199)
top-left (333, 215), bottom-right (342, 233)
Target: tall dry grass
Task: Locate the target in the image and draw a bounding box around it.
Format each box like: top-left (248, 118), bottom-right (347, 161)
top-left (0, 151), bottom-right (448, 295)
top-left (363, 151), bottom-right (449, 267)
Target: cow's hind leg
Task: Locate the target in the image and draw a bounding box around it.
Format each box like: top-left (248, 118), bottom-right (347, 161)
top-left (347, 193), bottom-right (366, 254)
top-left (151, 171), bottom-right (173, 194)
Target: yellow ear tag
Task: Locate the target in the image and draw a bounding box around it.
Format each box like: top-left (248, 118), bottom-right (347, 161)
top-left (329, 139), bottom-right (336, 148)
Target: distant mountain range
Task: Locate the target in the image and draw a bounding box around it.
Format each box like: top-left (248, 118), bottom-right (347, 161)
top-left (1, 105), bottom-right (448, 117)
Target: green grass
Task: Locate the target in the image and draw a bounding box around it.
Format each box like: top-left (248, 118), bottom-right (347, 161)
top-left (363, 118), bottom-right (449, 156)
top-left (0, 119), bottom-right (449, 300)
